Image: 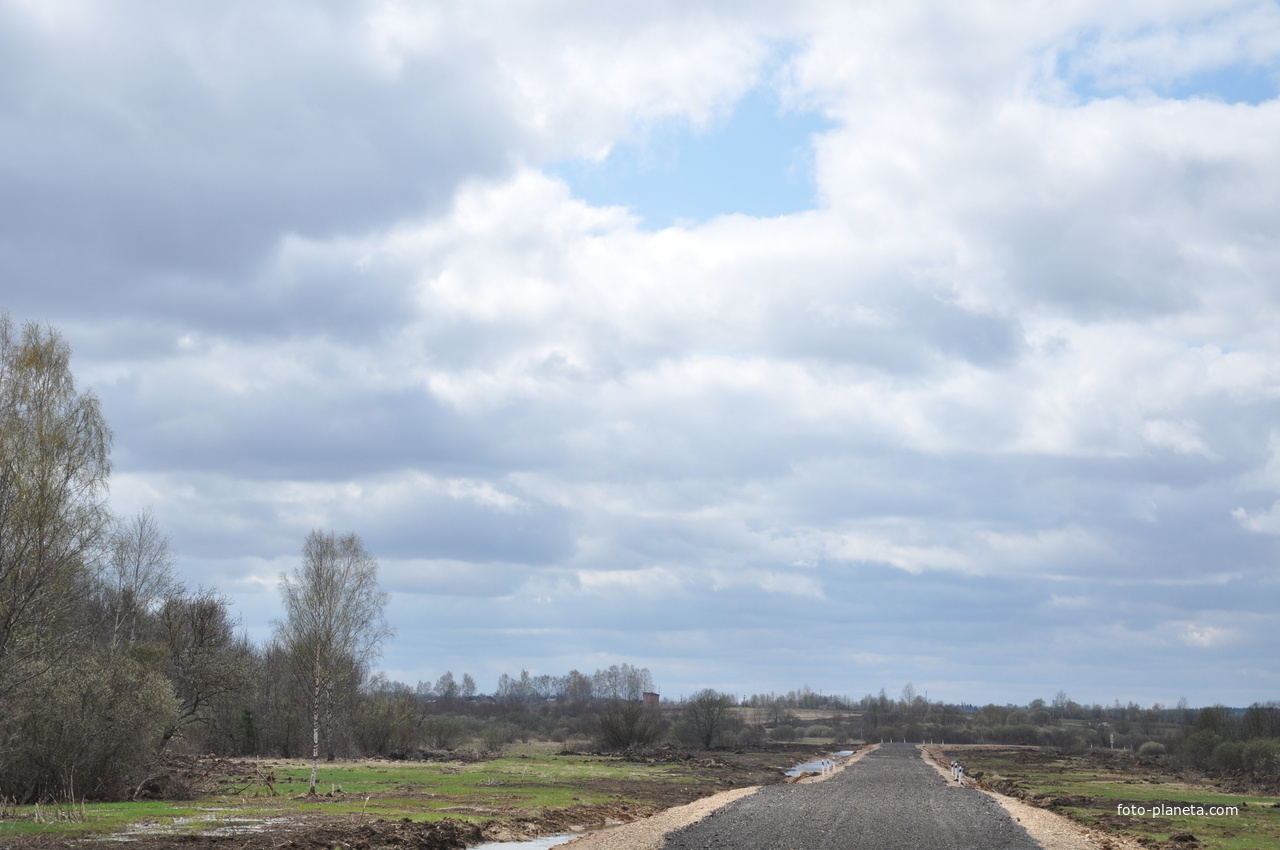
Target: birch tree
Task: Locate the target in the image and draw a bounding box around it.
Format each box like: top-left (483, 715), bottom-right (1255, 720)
top-left (0, 316), bottom-right (111, 717)
top-left (106, 509), bottom-right (177, 650)
top-left (275, 530), bottom-right (391, 793)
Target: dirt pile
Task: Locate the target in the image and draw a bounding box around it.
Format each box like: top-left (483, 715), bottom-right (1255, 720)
top-left (133, 754), bottom-right (277, 800)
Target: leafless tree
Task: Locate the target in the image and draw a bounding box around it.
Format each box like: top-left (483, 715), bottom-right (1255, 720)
top-left (275, 530), bottom-right (392, 793)
top-left (434, 670), bottom-right (459, 700)
top-left (0, 316), bottom-right (111, 717)
top-left (106, 509), bottom-right (177, 650)
top-left (157, 587), bottom-right (254, 748)
top-left (684, 689), bottom-right (734, 750)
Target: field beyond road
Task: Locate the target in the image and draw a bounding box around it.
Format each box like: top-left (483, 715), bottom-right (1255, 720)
top-left (943, 745), bottom-right (1280, 850)
top-left (0, 743), bottom-right (830, 849)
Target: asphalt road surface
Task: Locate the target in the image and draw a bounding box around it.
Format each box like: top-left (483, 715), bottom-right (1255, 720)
top-left (660, 743), bottom-right (1042, 850)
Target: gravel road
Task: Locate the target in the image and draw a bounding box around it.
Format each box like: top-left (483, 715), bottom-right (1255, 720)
top-left (660, 742), bottom-right (1042, 850)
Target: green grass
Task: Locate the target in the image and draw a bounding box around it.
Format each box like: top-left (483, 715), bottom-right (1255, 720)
top-left (951, 748), bottom-right (1280, 850)
top-left (0, 749), bottom-right (693, 840)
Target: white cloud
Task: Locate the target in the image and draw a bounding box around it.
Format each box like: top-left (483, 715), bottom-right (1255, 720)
top-left (1232, 501), bottom-right (1280, 534)
top-left (7, 0), bottom-right (1280, 704)
top-left (1180, 624), bottom-right (1239, 647)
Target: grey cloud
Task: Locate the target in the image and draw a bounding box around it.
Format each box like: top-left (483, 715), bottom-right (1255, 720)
top-left (9, 1), bottom-right (1280, 708)
top-left (0, 2), bottom-right (515, 328)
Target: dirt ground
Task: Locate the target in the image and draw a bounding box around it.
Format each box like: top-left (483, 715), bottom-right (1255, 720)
top-left (941, 745), bottom-right (1280, 850)
top-left (4, 745), bottom-right (833, 850)
top-left (951, 745), bottom-right (1280, 799)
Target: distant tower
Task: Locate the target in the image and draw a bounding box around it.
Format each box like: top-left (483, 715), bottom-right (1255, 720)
top-left (642, 691), bottom-right (660, 708)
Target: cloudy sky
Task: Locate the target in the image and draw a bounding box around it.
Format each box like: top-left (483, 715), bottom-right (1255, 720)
top-left (5, 0), bottom-right (1280, 708)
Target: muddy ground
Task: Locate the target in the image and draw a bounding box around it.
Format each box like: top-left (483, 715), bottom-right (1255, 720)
top-left (5, 745), bottom-right (831, 850)
top-left (960, 746), bottom-right (1280, 800)
top-left (951, 745), bottom-right (1280, 850)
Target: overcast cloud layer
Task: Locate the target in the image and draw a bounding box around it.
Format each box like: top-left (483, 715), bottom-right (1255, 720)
top-left (4, 0), bottom-right (1280, 707)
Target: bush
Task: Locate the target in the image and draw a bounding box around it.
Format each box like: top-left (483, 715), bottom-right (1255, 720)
top-left (805, 725), bottom-right (835, 740)
top-left (1209, 741), bottom-right (1244, 771)
top-left (596, 701), bottom-right (664, 750)
top-left (681, 690), bottom-right (736, 750)
top-left (482, 722), bottom-right (517, 752)
top-left (421, 715), bottom-right (467, 750)
top-left (1, 654), bottom-right (179, 801)
top-left (1242, 739), bottom-right (1280, 776)
top-left (1137, 741), bottom-right (1167, 758)
top-left (1179, 730), bottom-right (1220, 769)
top-left (770, 724), bottom-right (797, 742)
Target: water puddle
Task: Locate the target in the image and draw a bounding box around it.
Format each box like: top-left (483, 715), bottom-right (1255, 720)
top-left (471, 820), bottom-right (624, 849)
top-left (471, 837), bottom-right (578, 850)
top-left (105, 812), bottom-right (289, 841)
top-left (785, 750), bottom-right (855, 778)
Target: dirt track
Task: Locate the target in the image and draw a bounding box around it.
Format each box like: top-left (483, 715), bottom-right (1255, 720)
top-left (659, 742), bottom-right (1041, 850)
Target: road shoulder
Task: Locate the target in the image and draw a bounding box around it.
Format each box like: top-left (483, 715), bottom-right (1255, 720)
top-left (919, 745), bottom-right (1144, 850)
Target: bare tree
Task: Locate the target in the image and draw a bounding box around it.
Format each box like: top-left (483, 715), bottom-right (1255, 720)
top-left (0, 316), bottom-right (111, 716)
top-left (434, 671), bottom-right (459, 700)
top-left (275, 530), bottom-right (392, 793)
top-left (106, 509), bottom-right (177, 650)
top-left (157, 587), bottom-right (254, 748)
top-left (684, 689), bottom-right (734, 750)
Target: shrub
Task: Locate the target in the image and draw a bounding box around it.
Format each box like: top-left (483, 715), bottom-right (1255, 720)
top-left (1178, 730), bottom-right (1219, 768)
top-left (421, 715), bottom-right (467, 750)
top-left (1242, 739), bottom-right (1280, 776)
top-left (1, 654), bottom-right (179, 801)
top-left (597, 701), bottom-right (664, 750)
top-left (1137, 741), bottom-right (1167, 758)
top-left (805, 725), bottom-right (835, 740)
top-left (482, 722), bottom-right (517, 752)
top-left (770, 724), bottom-right (797, 742)
top-left (681, 690), bottom-right (736, 750)
top-left (1209, 741), bottom-right (1244, 771)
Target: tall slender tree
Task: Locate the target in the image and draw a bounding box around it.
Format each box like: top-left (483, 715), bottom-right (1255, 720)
top-left (0, 315), bottom-right (112, 717)
top-left (275, 530), bottom-right (391, 793)
top-left (106, 508), bottom-right (177, 650)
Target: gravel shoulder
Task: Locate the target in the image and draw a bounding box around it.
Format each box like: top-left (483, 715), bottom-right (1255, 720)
top-left (920, 745), bottom-right (1146, 850)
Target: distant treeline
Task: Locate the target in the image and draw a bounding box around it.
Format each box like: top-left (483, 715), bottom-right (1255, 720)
top-left (739, 685), bottom-right (1280, 776)
top-left (9, 313), bottom-right (1278, 807)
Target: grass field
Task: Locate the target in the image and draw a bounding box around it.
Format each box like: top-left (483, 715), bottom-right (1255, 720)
top-left (0, 743), bottom-right (702, 841)
top-left (950, 747), bottom-right (1280, 850)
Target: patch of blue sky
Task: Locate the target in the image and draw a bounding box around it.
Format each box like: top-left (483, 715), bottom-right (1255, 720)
top-left (549, 88), bottom-right (833, 229)
top-left (1062, 48), bottom-right (1278, 105)
top-left (1161, 62), bottom-right (1279, 104)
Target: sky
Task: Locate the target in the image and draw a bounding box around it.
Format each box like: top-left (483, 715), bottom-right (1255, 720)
top-left (3, 0), bottom-right (1280, 709)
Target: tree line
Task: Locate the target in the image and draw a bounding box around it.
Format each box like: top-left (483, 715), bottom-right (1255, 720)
top-left (0, 316), bottom-right (678, 800)
top-left (4, 315), bottom-right (1277, 802)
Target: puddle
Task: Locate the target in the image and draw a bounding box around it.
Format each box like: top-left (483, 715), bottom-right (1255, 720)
top-left (471, 837), bottom-right (578, 850)
top-left (105, 813), bottom-right (289, 841)
top-left (785, 750), bottom-right (855, 777)
top-left (471, 821), bottom-right (623, 850)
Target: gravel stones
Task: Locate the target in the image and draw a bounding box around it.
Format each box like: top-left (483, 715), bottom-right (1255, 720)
top-left (661, 743), bottom-right (1042, 850)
